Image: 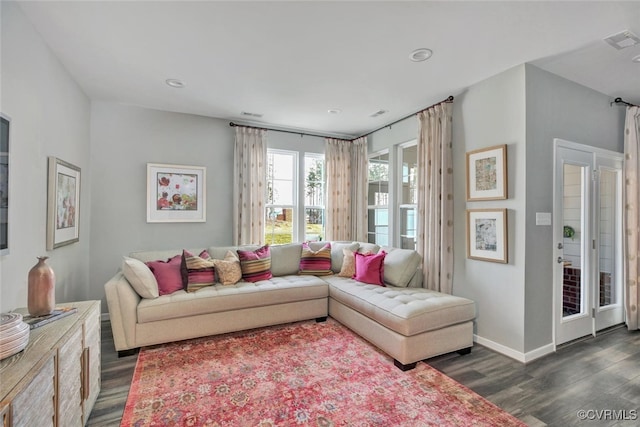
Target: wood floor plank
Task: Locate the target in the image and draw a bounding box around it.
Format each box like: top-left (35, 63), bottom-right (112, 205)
top-left (87, 321), bottom-right (640, 426)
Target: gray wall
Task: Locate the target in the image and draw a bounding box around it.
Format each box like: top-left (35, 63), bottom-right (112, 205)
top-left (0, 2), bottom-right (92, 312)
top-left (452, 65), bottom-right (528, 354)
top-left (523, 64), bottom-right (624, 352)
top-left (88, 102), bottom-right (235, 309)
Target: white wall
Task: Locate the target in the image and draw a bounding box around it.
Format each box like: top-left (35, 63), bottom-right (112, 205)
top-left (0, 2), bottom-right (92, 312)
top-left (88, 102), bottom-right (235, 309)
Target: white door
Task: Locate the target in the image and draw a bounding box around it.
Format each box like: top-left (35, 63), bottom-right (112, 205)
top-left (554, 140), bottom-right (624, 345)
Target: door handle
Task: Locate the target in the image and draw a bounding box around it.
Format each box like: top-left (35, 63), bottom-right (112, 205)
top-left (557, 257), bottom-right (569, 264)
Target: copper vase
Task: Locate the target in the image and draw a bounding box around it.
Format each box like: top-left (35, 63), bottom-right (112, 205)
top-left (28, 256), bottom-right (56, 316)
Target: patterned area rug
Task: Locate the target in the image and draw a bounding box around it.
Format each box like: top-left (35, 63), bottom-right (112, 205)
top-left (121, 319), bottom-right (525, 426)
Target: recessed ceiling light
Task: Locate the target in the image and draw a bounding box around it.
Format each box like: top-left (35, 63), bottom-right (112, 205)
top-left (410, 48), bottom-right (433, 62)
top-left (165, 78), bottom-right (186, 88)
top-left (633, 54), bottom-right (640, 63)
top-left (327, 109), bottom-right (342, 114)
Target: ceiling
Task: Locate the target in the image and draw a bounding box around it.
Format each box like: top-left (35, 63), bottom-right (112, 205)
top-left (15, 1), bottom-right (640, 138)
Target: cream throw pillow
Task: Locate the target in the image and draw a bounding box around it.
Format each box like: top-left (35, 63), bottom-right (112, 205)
top-left (213, 251), bottom-right (243, 285)
top-left (122, 256), bottom-right (159, 299)
top-left (338, 249), bottom-right (356, 277)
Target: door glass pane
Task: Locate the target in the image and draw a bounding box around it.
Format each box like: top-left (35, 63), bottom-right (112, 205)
top-left (599, 169), bottom-right (617, 308)
top-left (562, 164), bottom-right (584, 317)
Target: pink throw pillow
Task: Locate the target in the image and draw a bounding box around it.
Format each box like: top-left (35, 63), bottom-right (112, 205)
top-left (146, 255), bottom-right (184, 295)
top-left (353, 251), bottom-right (386, 286)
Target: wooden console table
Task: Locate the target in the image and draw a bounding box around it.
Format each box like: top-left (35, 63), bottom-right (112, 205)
top-left (0, 300), bottom-right (101, 426)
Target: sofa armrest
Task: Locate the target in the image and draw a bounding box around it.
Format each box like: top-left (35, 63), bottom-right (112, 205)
top-left (104, 271), bottom-right (141, 351)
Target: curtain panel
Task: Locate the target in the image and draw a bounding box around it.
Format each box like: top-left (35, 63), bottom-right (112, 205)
top-left (624, 106), bottom-right (640, 330)
top-left (325, 137), bottom-right (368, 242)
top-left (233, 126), bottom-right (267, 245)
top-left (416, 102), bottom-right (454, 294)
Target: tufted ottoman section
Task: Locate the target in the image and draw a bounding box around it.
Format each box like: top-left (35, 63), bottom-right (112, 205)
top-left (326, 277), bottom-right (475, 337)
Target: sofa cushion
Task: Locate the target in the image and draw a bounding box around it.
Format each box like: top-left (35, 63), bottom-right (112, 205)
top-left (353, 251), bottom-right (386, 286)
top-left (212, 251), bottom-right (243, 285)
top-left (326, 277), bottom-right (476, 336)
top-left (380, 246), bottom-right (422, 288)
top-left (299, 242), bottom-right (333, 276)
top-left (357, 242), bottom-right (380, 254)
top-left (237, 245), bottom-right (273, 282)
top-left (137, 275), bottom-right (329, 323)
top-left (270, 243), bottom-right (302, 276)
top-left (181, 249), bottom-right (216, 292)
top-left (146, 255), bottom-right (184, 296)
top-left (122, 257), bottom-right (159, 299)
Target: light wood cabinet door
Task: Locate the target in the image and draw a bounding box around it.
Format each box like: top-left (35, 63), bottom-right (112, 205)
top-left (82, 304), bottom-right (101, 423)
top-left (58, 327), bottom-right (84, 426)
top-left (11, 357), bottom-right (55, 427)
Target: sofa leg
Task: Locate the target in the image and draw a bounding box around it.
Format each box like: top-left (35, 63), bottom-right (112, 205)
top-left (315, 316), bottom-right (328, 323)
top-left (457, 347), bottom-right (472, 356)
top-left (394, 359), bottom-right (417, 371)
top-left (118, 348), bottom-right (139, 358)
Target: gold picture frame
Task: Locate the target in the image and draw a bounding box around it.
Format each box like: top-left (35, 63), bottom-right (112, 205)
top-left (466, 144), bottom-right (507, 201)
top-left (466, 208), bottom-right (508, 263)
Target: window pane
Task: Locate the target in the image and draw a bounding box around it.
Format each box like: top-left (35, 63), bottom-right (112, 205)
top-left (305, 208), bottom-right (324, 241)
top-left (400, 207), bottom-right (417, 250)
top-left (401, 145), bottom-right (418, 205)
top-left (367, 207), bottom-right (388, 245)
top-left (305, 157), bottom-right (324, 206)
top-left (265, 207), bottom-right (294, 245)
top-left (272, 180), bottom-right (294, 205)
top-left (305, 155), bottom-right (325, 241)
top-left (271, 153), bottom-right (294, 180)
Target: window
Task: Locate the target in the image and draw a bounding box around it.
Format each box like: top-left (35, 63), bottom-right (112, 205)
top-left (367, 151), bottom-right (389, 245)
top-left (399, 144), bottom-right (418, 249)
top-left (304, 154), bottom-right (325, 241)
top-left (265, 149), bottom-right (325, 245)
top-left (265, 150), bottom-right (297, 245)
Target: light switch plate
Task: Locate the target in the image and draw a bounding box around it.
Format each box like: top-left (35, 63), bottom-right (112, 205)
top-left (536, 212), bottom-right (552, 226)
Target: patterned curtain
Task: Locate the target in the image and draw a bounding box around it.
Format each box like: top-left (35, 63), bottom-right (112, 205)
top-left (325, 137), bottom-right (368, 241)
top-left (416, 102), bottom-right (454, 294)
top-left (233, 126), bottom-right (267, 245)
top-left (624, 106), bottom-right (640, 330)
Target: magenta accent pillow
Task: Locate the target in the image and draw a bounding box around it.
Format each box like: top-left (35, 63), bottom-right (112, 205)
top-left (237, 245), bottom-right (272, 282)
top-left (353, 250), bottom-right (387, 286)
top-left (146, 255), bottom-right (184, 295)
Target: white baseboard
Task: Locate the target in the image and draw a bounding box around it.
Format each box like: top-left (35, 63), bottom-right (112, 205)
top-left (473, 334), bottom-right (555, 363)
top-left (101, 312), bottom-right (110, 322)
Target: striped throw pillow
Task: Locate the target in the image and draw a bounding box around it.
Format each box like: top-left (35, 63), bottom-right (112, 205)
top-left (299, 242), bottom-right (333, 276)
top-left (181, 249), bottom-right (216, 292)
top-left (237, 245), bottom-right (272, 282)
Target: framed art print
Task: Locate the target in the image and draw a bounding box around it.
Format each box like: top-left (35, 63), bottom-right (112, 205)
top-left (466, 208), bottom-right (508, 263)
top-left (0, 114), bottom-right (9, 255)
top-left (466, 144), bottom-right (507, 201)
top-left (47, 157), bottom-right (81, 250)
top-left (147, 163), bottom-right (206, 223)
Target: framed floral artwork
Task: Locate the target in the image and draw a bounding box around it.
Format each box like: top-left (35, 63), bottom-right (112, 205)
top-left (47, 157), bottom-right (81, 250)
top-left (466, 208), bottom-right (508, 263)
top-left (146, 163), bottom-right (206, 223)
top-left (466, 144), bottom-right (507, 201)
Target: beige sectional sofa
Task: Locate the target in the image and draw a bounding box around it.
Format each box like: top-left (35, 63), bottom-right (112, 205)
top-left (104, 241), bottom-right (475, 370)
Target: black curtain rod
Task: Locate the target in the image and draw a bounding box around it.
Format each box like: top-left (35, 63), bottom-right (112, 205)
top-left (228, 122), bottom-right (335, 139)
top-left (229, 95), bottom-right (455, 142)
top-left (354, 95), bottom-right (454, 140)
top-left (611, 97), bottom-right (639, 108)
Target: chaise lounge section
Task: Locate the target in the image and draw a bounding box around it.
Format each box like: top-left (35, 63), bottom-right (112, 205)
top-left (105, 241), bottom-right (475, 370)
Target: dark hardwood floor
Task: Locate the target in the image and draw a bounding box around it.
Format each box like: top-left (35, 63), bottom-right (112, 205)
top-left (87, 320), bottom-right (640, 427)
